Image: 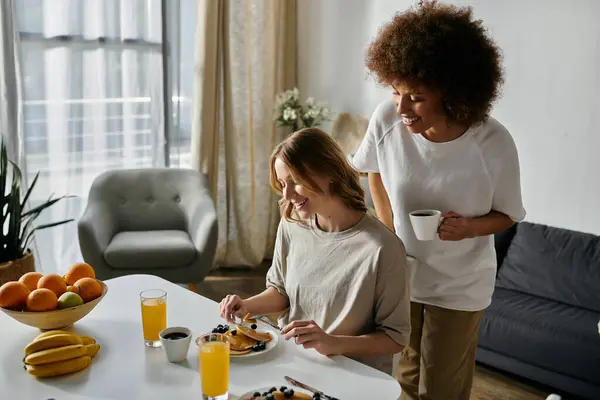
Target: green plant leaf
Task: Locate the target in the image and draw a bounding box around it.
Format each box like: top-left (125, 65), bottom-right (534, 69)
top-left (20, 171), bottom-right (40, 208)
top-left (0, 140), bottom-right (8, 200)
top-left (22, 219), bottom-right (74, 252)
top-left (21, 195), bottom-right (76, 218)
top-left (1, 138), bottom-right (74, 261)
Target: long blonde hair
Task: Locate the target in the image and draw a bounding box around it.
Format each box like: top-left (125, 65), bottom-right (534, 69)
top-left (269, 128), bottom-right (367, 223)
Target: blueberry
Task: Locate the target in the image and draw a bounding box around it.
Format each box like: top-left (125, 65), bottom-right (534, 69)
top-left (284, 389), bottom-right (295, 397)
top-left (279, 386), bottom-right (287, 392)
top-left (253, 392), bottom-right (261, 397)
top-left (251, 323), bottom-right (257, 329)
top-left (217, 324), bottom-right (223, 328)
top-left (312, 394), bottom-right (321, 400)
top-left (223, 325), bottom-right (229, 331)
top-left (262, 392), bottom-right (269, 396)
top-left (252, 344), bottom-right (262, 351)
top-left (269, 387), bottom-right (277, 393)
top-left (230, 329), bottom-right (237, 336)
top-left (266, 394), bottom-right (274, 400)
top-left (211, 328), bottom-right (219, 333)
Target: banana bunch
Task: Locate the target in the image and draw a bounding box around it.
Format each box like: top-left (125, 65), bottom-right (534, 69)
top-left (23, 330), bottom-right (100, 378)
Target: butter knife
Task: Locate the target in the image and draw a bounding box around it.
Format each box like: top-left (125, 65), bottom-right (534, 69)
top-left (232, 315), bottom-right (281, 332)
top-left (253, 315), bottom-right (282, 331)
top-left (284, 376), bottom-right (340, 400)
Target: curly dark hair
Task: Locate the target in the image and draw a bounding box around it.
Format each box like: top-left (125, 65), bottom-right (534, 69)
top-left (365, 0), bottom-right (503, 126)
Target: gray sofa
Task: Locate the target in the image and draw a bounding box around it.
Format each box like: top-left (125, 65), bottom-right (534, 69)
top-left (78, 168), bottom-right (218, 284)
top-left (479, 222), bottom-right (600, 399)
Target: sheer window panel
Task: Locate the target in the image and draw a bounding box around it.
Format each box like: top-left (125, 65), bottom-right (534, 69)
top-left (168, 0), bottom-right (196, 168)
top-left (14, 0), bottom-right (196, 274)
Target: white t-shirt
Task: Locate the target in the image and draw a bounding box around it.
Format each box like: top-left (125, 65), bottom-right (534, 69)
top-left (266, 213), bottom-right (411, 374)
top-left (352, 100), bottom-right (526, 311)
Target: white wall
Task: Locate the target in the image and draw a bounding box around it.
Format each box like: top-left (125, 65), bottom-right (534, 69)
top-left (298, 0), bottom-right (600, 235)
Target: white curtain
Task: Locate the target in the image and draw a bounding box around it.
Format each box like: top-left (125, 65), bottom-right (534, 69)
top-left (0, 0), bottom-right (25, 166)
top-left (13, 0), bottom-right (196, 274)
top-left (193, 0), bottom-right (297, 267)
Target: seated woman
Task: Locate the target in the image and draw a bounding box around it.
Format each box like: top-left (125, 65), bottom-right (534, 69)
top-left (219, 128), bottom-right (411, 373)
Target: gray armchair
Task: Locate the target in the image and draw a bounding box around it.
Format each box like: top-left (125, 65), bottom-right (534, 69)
top-left (77, 168), bottom-right (218, 286)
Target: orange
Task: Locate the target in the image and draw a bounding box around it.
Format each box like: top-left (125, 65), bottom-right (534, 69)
top-left (37, 274), bottom-right (67, 297)
top-left (64, 262), bottom-right (96, 286)
top-left (74, 278), bottom-right (102, 302)
top-left (26, 288), bottom-right (58, 312)
top-left (18, 272), bottom-right (44, 292)
top-left (0, 281), bottom-right (30, 310)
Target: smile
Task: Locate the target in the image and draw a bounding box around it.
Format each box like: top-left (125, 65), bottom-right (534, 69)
top-left (402, 116), bottom-right (421, 126)
top-left (294, 198), bottom-right (308, 209)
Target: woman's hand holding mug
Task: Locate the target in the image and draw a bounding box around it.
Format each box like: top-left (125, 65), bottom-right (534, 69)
top-left (438, 211), bottom-right (476, 241)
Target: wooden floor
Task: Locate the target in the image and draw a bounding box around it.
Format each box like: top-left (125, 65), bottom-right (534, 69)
top-left (195, 264), bottom-right (551, 400)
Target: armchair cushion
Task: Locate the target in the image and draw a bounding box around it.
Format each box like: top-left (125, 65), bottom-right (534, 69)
top-left (104, 230), bottom-right (196, 269)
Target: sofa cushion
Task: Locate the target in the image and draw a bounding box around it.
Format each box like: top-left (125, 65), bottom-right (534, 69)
top-left (479, 288), bottom-right (600, 386)
top-left (497, 222), bottom-right (600, 312)
top-left (104, 230), bottom-right (196, 269)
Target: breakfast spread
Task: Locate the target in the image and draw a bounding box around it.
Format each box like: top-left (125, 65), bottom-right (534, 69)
top-left (211, 321), bottom-right (272, 355)
top-left (246, 386), bottom-right (312, 399)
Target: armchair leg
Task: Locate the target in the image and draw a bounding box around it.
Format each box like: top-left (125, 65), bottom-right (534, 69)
top-left (187, 283), bottom-right (197, 293)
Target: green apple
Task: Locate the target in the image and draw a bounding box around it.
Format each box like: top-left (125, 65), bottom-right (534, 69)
top-left (57, 292), bottom-right (84, 309)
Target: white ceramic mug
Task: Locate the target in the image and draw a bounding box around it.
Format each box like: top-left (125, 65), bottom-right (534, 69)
top-left (409, 209), bottom-right (442, 241)
top-left (159, 326), bottom-right (192, 363)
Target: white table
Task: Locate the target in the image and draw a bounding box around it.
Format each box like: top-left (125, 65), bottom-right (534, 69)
top-left (0, 274), bottom-right (401, 399)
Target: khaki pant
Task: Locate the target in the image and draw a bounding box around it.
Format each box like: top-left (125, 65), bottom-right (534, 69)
top-left (395, 302), bottom-right (484, 400)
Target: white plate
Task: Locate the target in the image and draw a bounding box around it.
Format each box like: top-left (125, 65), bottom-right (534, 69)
top-left (237, 386), bottom-right (312, 399)
top-left (229, 324), bottom-right (279, 360)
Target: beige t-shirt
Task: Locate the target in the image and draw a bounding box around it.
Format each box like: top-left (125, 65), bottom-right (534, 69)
top-left (266, 213), bottom-right (411, 374)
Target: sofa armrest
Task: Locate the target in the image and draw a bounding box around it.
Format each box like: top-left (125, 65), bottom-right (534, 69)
top-left (77, 202), bottom-right (119, 265)
top-left (186, 195), bottom-right (218, 262)
top-left (494, 222), bottom-right (518, 274)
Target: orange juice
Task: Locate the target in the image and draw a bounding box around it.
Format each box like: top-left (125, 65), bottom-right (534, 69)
top-left (140, 289), bottom-right (167, 347)
top-left (198, 338), bottom-right (230, 397)
top-left (141, 299), bottom-right (166, 340)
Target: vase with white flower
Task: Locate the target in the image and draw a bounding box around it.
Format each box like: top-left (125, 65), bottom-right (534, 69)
top-left (274, 88), bottom-right (332, 133)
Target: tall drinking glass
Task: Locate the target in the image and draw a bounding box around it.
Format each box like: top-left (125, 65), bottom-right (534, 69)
top-left (196, 333), bottom-right (230, 400)
top-left (140, 289), bottom-right (167, 347)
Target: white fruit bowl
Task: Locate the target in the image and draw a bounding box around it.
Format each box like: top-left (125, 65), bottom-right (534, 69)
top-left (0, 280), bottom-right (108, 331)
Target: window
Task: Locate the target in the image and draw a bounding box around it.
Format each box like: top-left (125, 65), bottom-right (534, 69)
top-left (15, 0), bottom-right (197, 274)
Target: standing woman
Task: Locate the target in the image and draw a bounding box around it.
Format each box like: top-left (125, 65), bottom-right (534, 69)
top-left (352, 1), bottom-right (526, 399)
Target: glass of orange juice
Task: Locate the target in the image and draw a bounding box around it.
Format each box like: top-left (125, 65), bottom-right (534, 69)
top-left (140, 289), bottom-right (167, 347)
top-left (196, 333), bottom-right (230, 400)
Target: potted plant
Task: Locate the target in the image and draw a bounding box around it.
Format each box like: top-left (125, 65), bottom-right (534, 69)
top-left (274, 87), bottom-right (332, 133)
top-left (0, 140), bottom-right (73, 284)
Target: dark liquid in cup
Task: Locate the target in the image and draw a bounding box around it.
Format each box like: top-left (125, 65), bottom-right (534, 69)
top-left (163, 332), bottom-right (189, 340)
top-left (412, 212), bottom-right (435, 217)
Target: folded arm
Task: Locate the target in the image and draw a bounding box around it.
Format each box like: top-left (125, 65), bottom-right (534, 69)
top-left (440, 210), bottom-right (515, 241)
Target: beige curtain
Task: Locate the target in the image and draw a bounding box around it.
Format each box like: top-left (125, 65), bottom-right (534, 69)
top-left (192, 0), bottom-right (297, 267)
